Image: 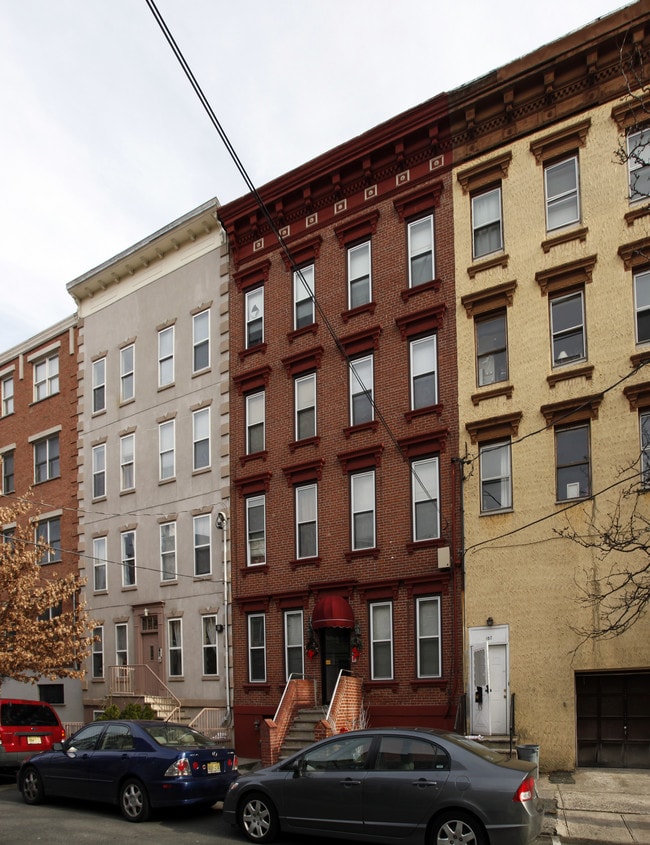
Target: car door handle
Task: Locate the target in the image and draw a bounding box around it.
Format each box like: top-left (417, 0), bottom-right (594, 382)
top-left (340, 778), bottom-right (361, 787)
top-left (412, 779), bottom-right (437, 788)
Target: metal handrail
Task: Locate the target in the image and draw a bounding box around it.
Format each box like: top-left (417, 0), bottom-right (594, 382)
top-left (273, 673), bottom-right (315, 723)
top-left (108, 664), bottom-right (181, 718)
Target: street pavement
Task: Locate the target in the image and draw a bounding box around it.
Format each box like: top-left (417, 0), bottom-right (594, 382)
top-left (538, 768), bottom-right (650, 844)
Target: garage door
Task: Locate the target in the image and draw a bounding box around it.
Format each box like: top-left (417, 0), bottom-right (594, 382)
top-left (576, 671), bottom-right (650, 768)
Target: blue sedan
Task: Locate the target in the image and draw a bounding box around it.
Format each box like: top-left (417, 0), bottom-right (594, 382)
top-left (17, 719), bottom-right (238, 822)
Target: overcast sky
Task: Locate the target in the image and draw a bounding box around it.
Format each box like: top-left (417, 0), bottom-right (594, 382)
top-left (0, 0), bottom-right (629, 350)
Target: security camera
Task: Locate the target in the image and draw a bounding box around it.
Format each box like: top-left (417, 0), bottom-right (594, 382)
top-left (216, 512), bottom-right (226, 529)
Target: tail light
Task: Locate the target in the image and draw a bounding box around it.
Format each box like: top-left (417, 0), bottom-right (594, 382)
top-left (513, 775), bottom-right (535, 802)
top-left (164, 757), bottom-right (191, 778)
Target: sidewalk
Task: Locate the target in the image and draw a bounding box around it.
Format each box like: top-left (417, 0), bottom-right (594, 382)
top-left (538, 768), bottom-right (650, 844)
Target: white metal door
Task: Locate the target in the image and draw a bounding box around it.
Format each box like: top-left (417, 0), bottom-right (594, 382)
top-left (470, 641), bottom-right (508, 735)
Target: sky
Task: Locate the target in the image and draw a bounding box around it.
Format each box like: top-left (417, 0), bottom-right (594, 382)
top-left (0, 0), bottom-right (631, 350)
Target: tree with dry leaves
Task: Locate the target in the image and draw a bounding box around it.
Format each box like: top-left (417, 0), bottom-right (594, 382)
top-left (0, 496), bottom-right (94, 692)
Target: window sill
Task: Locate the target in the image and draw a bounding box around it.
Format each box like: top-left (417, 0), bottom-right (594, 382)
top-left (192, 367), bottom-right (212, 378)
top-left (341, 302), bottom-right (376, 323)
top-left (467, 253), bottom-right (509, 279)
top-left (240, 563), bottom-right (269, 576)
top-left (287, 324), bottom-right (318, 344)
top-left (547, 363), bottom-right (593, 388)
top-left (119, 397), bottom-right (135, 407)
top-left (471, 384), bottom-right (513, 406)
top-left (625, 204), bottom-right (650, 227)
top-left (290, 556), bottom-right (321, 570)
top-left (121, 585), bottom-right (138, 592)
top-left (344, 547), bottom-right (380, 561)
top-left (157, 383), bottom-right (175, 392)
top-left (158, 477), bottom-right (176, 486)
top-left (120, 488), bottom-right (135, 496)
top-left (405, 538), bottom-right (443, 555)
top-left (404, 403), bottom-right (443, 422)
top-left (410, 678), bottom-right (446, 690)
top-left (541, 226), bottom-right (588, 253)
top-left (239, 342), bottom-right (268, 362)
top-left (243, 683), bottom-right (271, 693)
top-left (192, 466), bottom-right (211, 476)
top-left (240, 450), bottom-right (269, 467)
top-left (344, 420), bottom-right (379, 438)
top-left (161, 579), bottom-right (178, 587)
top-left (400, 278), bottom-right (442, 302)
top-left (480, 507), bottom-right (514, 516)
top-left (289, 436), bottom-right (321, 452)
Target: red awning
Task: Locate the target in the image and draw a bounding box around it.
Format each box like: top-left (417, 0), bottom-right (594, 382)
top-left (311, 595), bottom-right (354, 629)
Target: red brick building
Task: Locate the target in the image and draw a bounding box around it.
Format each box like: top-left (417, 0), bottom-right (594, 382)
top-left (0, 315), bottom-right (83, 722)
top-left (219, 94), bottom-right (463, 758)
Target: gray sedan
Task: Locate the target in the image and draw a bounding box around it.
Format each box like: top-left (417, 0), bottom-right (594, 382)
top-left (223, 727), bottom-right (543, 845)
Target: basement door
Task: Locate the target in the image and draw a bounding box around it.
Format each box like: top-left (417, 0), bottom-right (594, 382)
top-left (469, 633), bottom-right (509, 736)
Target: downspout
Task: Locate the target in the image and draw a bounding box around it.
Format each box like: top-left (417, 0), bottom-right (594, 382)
top-left (216, 512), bottom-right (231, 723)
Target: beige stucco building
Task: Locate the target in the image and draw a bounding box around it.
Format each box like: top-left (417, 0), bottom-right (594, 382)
top-left (67, 199), bottom-right (233, 731)
top-left (453, 3), bottom-right (650, 770)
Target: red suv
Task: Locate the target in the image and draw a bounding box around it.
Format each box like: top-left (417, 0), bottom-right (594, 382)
top-left (0, 699), bottom-right (65, 770)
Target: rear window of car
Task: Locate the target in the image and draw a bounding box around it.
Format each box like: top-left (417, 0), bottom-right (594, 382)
top-left (0, 702), bottom-right (60, 727)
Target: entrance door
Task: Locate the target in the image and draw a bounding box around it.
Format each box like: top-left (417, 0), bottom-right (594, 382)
top-left (139, 612), bottom-right (163, 684)
top-left (321, 628), bottom-right (351, 704)
top-left (470, 641), bottom-right (508, 735)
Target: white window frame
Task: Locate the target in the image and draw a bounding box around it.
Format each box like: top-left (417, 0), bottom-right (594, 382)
top-left (248, 613), bottom-right (267, 683)
top-left (555, 423), bottom-right (591, 501)
top-left (34, 353), bottom-right (59, 401)
top-left (194, 513), bottom-right (212, 577)
top-left (284, 609), bottom-right (304, 681)
top-left (159, 419), bottom-right (175, 481)
top-left (120, 344), bottom-right (135, 403)
top-left (349, 355), bottom-right (374, 426)
top-left (1, 375), bottom-right (14, 416)
top-left (410, 335), bottom-right (437, 410)
top-left (160, 521), bottom-right (177, 582)
top-left (92, 357), bottom-right (106, 414)
top-left (246, 495), bottom-right (266, 566)
top-left (245, 287), bottom-right (264, 348)
top-left (193, 407), bottom-right (211, 471)
top-left (480, 440), bottom-right (512, 512)
top-left (158, 326), bottom-right (175, 388)
top-left (246, 391), bottom-right (265, 454)
top-left (121, 529), bottom-right (136, 587)
top-left (34, 434), bottom-right (59, 483)
top-left (193, 309), bottom-right (210, 373)
top-left (544, 155), bottom-right (580, 231)
top-left (370, 601), bottom-right (394, 680)
top-left (202, 614), bottom-right (219, 676)
top-left (471, 186), bottom-right (503, 259)
top-left (294, 264), bottom-right (315, 329)
top-left (168, 618), bottom-right (183, 677)
top-left (115, 623), bottom-right (128, 666)
top-left (120, 433), bottom-right (135, 492)
top-left (408, 215), bottom-right (434, 287)
top-left (627, 126), bottom-right (650, 203)
top-left (634, 269), bottom-right (650, 345)
top-left (416, 596), bottom-right (441, 678)
top-left (348, 241), bottom-right (372, 309)
top-left (295, 372), bottom-right (316, 441)
top-left (476, 312), bottom-right (508, 386)
top-left (36, 516), bottom-right (61, 565)
top-left (92, 443), bottom-right (106, 500)
top-left (412, 457), bottom-right (440, 541)
top-left (550, 289), bottom-right (586, 367)
top-left (92, 626), bottom-right (104, 678)
top-left (641, 411), bottom-right (650, 488)
top-left (351, 470), bottom-right (376, 551)
top-left (93, 536), bottom-right (107, 592)
top-left (296, 483), bottom-right (318, 560)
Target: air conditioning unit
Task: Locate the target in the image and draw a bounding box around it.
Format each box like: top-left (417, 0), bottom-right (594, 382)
top-left (438, 546), bottom-right (451, 569)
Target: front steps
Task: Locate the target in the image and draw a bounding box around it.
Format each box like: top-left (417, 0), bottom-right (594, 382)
top-left (279, 707), bottom-right (326, 759)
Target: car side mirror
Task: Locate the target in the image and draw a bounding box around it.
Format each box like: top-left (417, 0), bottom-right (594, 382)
top-left (292, 758), bottom-right (306, 778)
top-left (65, 745), bottom-right (77, 758)
top-left (52, 742), bottom-right (63, 752)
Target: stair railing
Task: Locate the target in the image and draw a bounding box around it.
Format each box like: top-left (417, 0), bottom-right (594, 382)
top-left (108, 664), bottom-right (181, 720)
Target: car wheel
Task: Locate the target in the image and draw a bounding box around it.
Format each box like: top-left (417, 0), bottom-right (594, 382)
top-left (119, 778), bottom-right (151, 822)
top-left (238, 791), bottom-right (279, 843)
top-left (432, 810), bottom-right (487, 845)
top-left (20, 767), bottom-right (45, 805)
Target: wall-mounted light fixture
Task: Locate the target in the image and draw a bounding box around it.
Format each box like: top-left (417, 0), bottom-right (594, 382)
top-left (486, 617), bottom-right (494, 627)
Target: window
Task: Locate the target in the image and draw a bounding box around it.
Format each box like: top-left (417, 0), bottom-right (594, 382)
top-left (556, 423), bottom-right (590, 501)
top-left (202, 615), bottom-right (218, 675)
top-left (627, 127), bottom-right (650, 202)
top-left (158, 326), bottom-right (174, 387)
top-left (160, 522), bottom-right (176, 581)
top-left (248, 613), bottom-right (266, 682)
top-left (193, 407), bottom-right (210, 470)
top-left (1, 450), bottom-right (14, 494)
top-left (348, 241), bottom-right (371, 309)
top-left (1, 375), bottom-right (13, 416)
top-left (410, 336), bottom-right (437, 409)
top-left (115, 623), bottom-right (128, 666)
top-left (246, 495), bottom-right (266, 566)
top-left (634, 269), bottom-right (650, 344)
top-left (376, 735), bottom-right (449, 772)
top-left (159, 419), bottom-right (175, 481)
top-left (168, 618), bottom-right (183, 677)
top-left (39, 684), bottom-right (64, 705)
top-left (246, 391), bottom-right (265, 454)
top-left (34, 434), bottom-right (59, 483)
top-left (476, 312), bottom-right (508, 386)
top-left (294, 264), bottom-right (315, 329)
top-left (92, 626), bottom-right (104, 678)
top-left (92, 358), bottom-right (106, 413)
top-left (351, 470), bottom-right (375, 550)
top-left (36, 517), bottom-right (61, 564)
top-left (34, 354), bottom-right (59, 401)
top-left (120, 433), bottom-right (135, 491)
top-left (245, 287), bottom-right (264, 348)
top-left (471, 187), bottom-right (503, 258)
top-left (121, 530), bottom-right (136, 587)
top-left (545, 156), bottom-right (580, 231)
top-left (92, 443), bottom-right (106, 499)
top-left (120, 344), bottom-right (135, 402)
top-left (296, 484), bottom-right (317, 559)
top-left (194, 514), bottom-right (211, 576)
top-left (641, 411), bottom-right (650, 488)
top-left (480, 440), bottom-right (512, 512)
top-left (295, 373), bottom-right (316, 440)
top-left (550, 290), bottom-right (585, 366)
top-left (412, 457), bottom-right (440, 541)
top-left (93, 537), bottom-right (107, 592)
top-left (416, 596), bottom-right (441, 678)
top-left (370, 601), bottom-right (393, 680)
top-left (284, 610), bottom-right (304, 680)
top-left (349, 355), bottom-right (373, 426)
top-left (193, 310), bottom-right (210, 372)
top-left (38, 600), bottom-right (62, 622)
top-left (408, 216), bottom-right (434, 287)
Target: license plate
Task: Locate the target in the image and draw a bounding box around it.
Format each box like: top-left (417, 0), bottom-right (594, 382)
top-left (27, 737), bottom-right (42, 745)
top-left (207, 761), bottom-right (222, 774)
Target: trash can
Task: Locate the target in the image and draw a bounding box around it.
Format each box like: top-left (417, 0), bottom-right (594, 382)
top-left (517, 744), bottom-right (540, 777)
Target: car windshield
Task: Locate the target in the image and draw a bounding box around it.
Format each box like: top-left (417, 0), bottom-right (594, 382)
top-left (143, 724), bottom-right (217, 747)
